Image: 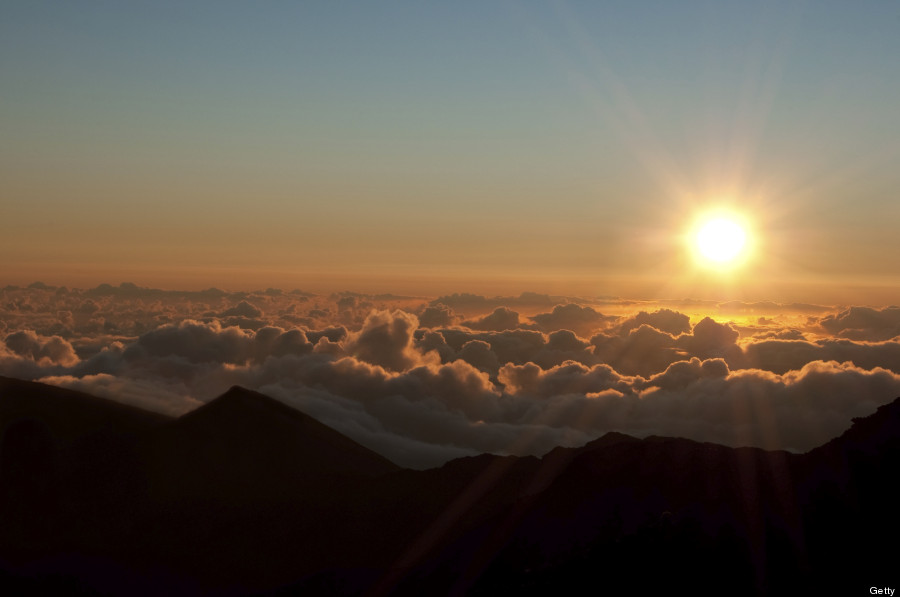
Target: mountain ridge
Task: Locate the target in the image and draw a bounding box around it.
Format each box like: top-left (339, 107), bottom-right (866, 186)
top-left (1, 377), bottom-right (898, 595)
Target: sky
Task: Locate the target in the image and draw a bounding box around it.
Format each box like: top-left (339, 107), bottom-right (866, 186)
top-left (3, 1), bottom-right (900, 303)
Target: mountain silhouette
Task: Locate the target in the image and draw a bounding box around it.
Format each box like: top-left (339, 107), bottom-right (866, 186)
top-left (0, 375), bottom-right (170, 442)
top-left (1, 376), bottom-right (898, 595)
top-left (146, 386), bottom-right (398, 499)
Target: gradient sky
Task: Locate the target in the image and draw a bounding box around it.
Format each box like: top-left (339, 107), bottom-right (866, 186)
top-left (3, 1), bottom-right (900, 303)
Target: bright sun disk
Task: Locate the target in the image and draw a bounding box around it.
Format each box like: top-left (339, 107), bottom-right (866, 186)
top-left (695, 217), bottom-right (747, 265)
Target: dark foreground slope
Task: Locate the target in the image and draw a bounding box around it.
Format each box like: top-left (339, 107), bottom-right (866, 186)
top-left (1, 376), bottom-right (897, 595)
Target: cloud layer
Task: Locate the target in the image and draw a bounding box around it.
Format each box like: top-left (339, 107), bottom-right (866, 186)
top-left (2, 283), bottom-right (899, 468)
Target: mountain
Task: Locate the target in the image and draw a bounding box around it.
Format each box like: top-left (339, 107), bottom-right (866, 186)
top-left (145, 386), bottom-right (398, 500)
top-left (0, 375), bottom-right (171, 442)
top-left (169, 386), bottom-right (398, 478)
top-left (2, 377), bottom-right (898, 595)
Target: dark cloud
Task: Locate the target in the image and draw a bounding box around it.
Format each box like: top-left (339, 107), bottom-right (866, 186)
top-left (462, 307), bottom-right (522, 332)
top-left (123, 320), bottom-right (254, 365)
top-left (414, 330), bottom-right (456, 363)
top-left (818, 306), bottom-right (900, 341)
top-left (457, 340), bottom-right (501, 374)
top-left (219, 300), bottom-right (263, 319)
top-left (27, 281), bottom-right (55, 290)
top-left (675, 317), bottom-right (741, 359)
top-left (345, 310), bottom-right (425, 372)
top-left (499, 361), bottom-right (633, 399)
top-left (417, 304), bottom-right (455, 328)
top-left (221, 317), bottom-right (268, 330)
top-left (439, 329), bottom-right (547, 366)
top-left (613, 309), bottom-right (691, 336)
top-left (739, 338), bottom-right (900, 375)
top-left (337, 296), bottom-right (357, 310)
top-left (3, 330), bottom-right (79, 366)
top-left (638, 357), bottom-right (729, 391)
top-left (305, 326), bottom-right (347, 344)
top-left (591, 325), bottom-right (683, 377)
top-left (530, 330), bottom-right (594, 370)
top-left (531, 304), bottom-right (609, 336)
top-left (76, 299), bottom-right (101, 314)
top-left (750, 327), bottom-right (806, 341)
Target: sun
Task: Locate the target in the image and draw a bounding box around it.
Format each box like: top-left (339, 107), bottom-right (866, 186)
top-left (691, 212), bottom-right (751, 268)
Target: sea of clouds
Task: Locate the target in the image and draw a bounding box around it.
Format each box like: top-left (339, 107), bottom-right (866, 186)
top-left (3, 282), bottom-right (900, 468)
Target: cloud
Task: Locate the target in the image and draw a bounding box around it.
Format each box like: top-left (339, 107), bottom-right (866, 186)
top-left (252, 326), bottom-right (314, 360)
top-left (632, 359), bottom-right (900, 451)
top-left (76, 299), bottom-right (101, 314)
top-left (39, 373), bottom-right (202, 417)
top-left (638, 356), bottom-right (730, 391)
top-left (437, 329), bottom-right (547, 367)
top-left (219, 300), bottom-right (263, 319)
top-left (123, 320), bottom-right (254, 365)
top-left (414, 330), bottom-right (456, 363)
top-left (3, 330), bottom-right (79, 367)
top-left (818, 306), bottom-right (900, 341)
top-left (499, 361), bottom-right (633, 398)
top-left (457, 340), bottom-right (501, 374)
top-left (345, 310), bottom-right (428, 372)
top-left (5, 284), bottom-right (900, 469)
top-left (531, 304), bottom-right (610, 336)
top-left (462, 307), bottom-right (523, 331)
top-left (739, 337), bottom-right (900, 375)
top-left (613, 309), bottom-right (692, 336)
top-left (417, 304), bottom-right (455, 328)
top-left (675, 316), bottom-right (740, 358)
top-left (591, 325), bottom-right (683, 377)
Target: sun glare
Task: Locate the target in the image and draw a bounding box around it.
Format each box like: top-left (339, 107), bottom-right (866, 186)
top-left (691, 213), bottom-right (751, 269)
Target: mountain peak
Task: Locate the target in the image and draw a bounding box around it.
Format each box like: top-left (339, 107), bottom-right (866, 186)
top-left (183, 385), bottom-right (304, 421)
top-left (587, 430), bottom-right (640, 448)
top-left (165, 385), bottom-right (399, 478)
